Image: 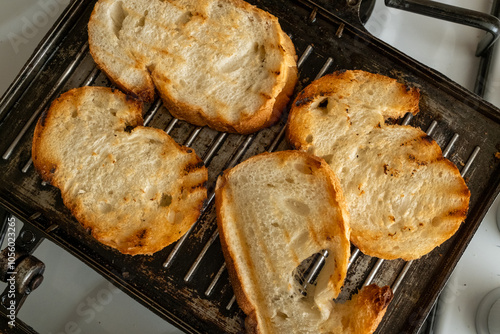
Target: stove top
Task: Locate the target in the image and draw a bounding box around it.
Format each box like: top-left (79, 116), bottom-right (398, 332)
top-left (1, 0), bottom-right (499, 333)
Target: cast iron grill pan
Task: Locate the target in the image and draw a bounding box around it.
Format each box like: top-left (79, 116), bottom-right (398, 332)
top-left (1, 0), bottom-right (500, 333)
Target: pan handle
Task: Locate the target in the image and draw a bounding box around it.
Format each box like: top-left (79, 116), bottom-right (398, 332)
top-left (385, 0), bottom-right (500, 56)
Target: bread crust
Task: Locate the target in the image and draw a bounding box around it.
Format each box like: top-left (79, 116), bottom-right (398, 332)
top-left (32, 86), bottom-right (207, 255)
top-left (326, 284), bottom-right (393, 334)
top-left (287, 70), bottom-right (470, 260)
top-left (215, 173), bottom-right (256, 317)
top-left (88, 0), bottom-right (298, 134)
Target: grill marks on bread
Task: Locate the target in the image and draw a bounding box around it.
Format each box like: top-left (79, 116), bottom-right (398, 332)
top-left (215, 151), bottom-right (392, 334)
top-left (32, 87), bottom-right (207, 255)
top-left (287, 70), bottom-right (470, 260)
top-left (88, 0), bottom-right (298, 134)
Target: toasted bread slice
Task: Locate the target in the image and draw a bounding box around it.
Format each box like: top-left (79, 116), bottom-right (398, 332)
top-left (32, 87), bottom-right (207, 255)
top-left (287, 70), bottom-right (470, 260)
top-left (88, 0), bottom-right (298, 134)
top-left (215, 150), bottom-right (392, 334)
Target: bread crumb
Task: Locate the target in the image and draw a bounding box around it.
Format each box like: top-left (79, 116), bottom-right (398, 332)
top-left (495, 152), bottom-right (500, 159)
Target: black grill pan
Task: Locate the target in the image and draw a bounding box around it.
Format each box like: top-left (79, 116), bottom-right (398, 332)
top-left (0, 0), bottom-right (499, 333)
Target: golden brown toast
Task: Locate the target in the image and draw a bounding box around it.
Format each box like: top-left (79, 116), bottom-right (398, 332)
top-left (32, 86), bottom-right (207, 255)
top-left (88, 0), bottom-right (298, 134)
top-left (287, 70), bottom-right (470, 260)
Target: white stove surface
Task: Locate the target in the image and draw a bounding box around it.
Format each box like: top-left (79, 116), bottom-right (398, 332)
top-left (0, 0), bottom-right (499, 333)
